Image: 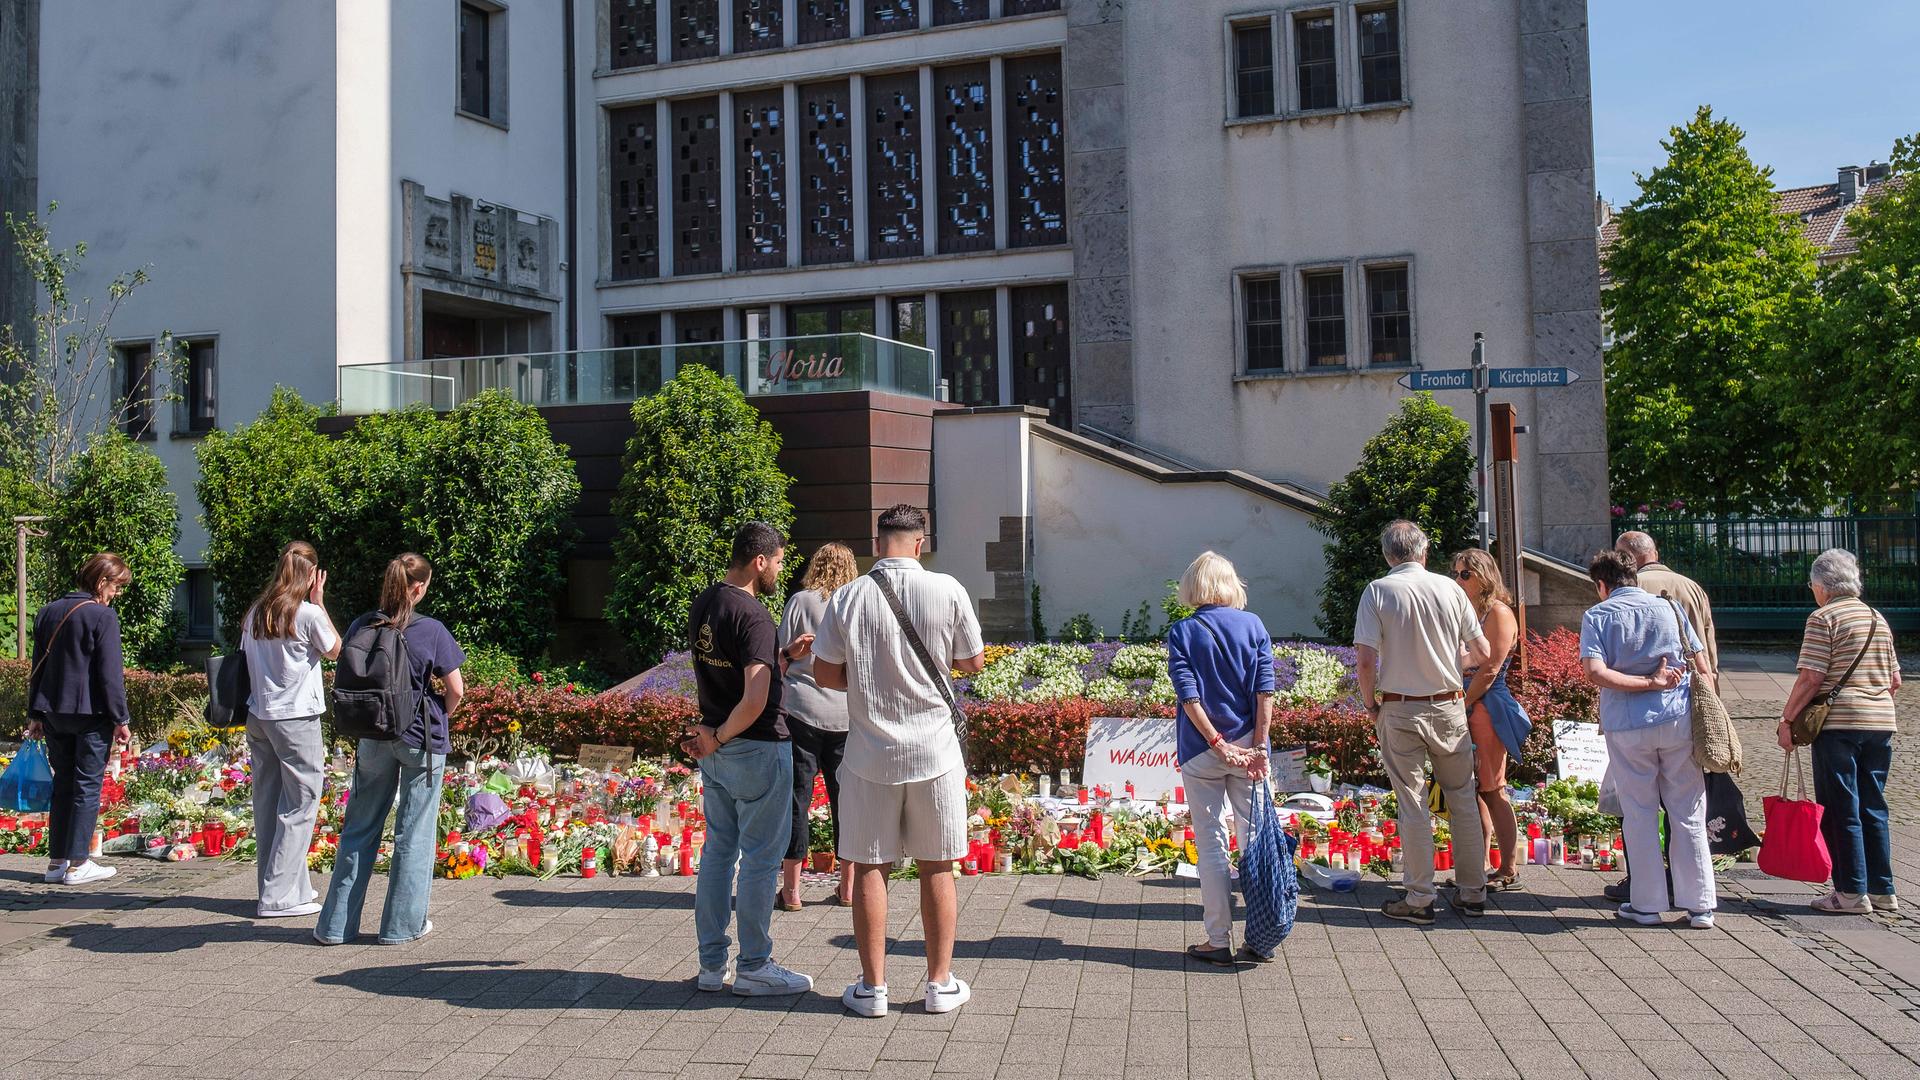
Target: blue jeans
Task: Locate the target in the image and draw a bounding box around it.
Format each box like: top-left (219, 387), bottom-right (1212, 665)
top-left (1811, 729), bottom-right (1894, 897)
top-left (316, 739), bottom-right (445, 944)
top-left (696, 738), bottom-right (792, 973)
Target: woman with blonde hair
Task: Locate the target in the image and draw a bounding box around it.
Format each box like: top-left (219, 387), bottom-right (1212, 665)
top-left (1450, 547), bottom-right (1531, 890)
top-left (316, 553), bottom-right (466, 945)
top-left (1167, 551), bottom-right (1275, 964)
top-left (777, 541), bottom-right (858, 908)
top-left (240, 540), bottom-right (341, 918)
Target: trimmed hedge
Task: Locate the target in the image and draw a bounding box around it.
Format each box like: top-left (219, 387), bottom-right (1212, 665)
top-left (0, 658), bottom-right (206, 744)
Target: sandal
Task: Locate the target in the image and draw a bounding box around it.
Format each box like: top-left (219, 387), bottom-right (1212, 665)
top-left (1186, 943), bottom-right (1236, 966)
top-left (777, 894), bottom-right (803, 912)
top-left (1487, 874), bottom-right (1524, 892)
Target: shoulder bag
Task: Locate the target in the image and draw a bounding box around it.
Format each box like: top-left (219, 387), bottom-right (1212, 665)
top-left (1662, 596), bottom-right (1740, 775)
top-left (1789, 609), bottom-right (1878, 746)
top-left (867, 569), bottom-right (969, 766)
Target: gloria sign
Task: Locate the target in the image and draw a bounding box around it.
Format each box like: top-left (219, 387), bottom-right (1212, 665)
top-left (764, 348), bottom-right (846, 386)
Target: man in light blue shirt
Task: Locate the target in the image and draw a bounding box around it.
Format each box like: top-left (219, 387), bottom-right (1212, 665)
top-left (1579, 550), bottom-right (1718, 929)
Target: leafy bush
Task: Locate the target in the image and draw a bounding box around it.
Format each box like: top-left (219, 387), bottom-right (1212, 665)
top-left (450, 684), bottom-right (698, 760)
top-left (0, 658), bottom-right (205, 744)
top-left (198, 389), bottom-right (578, 658)
top-left (1313, 393), bottom-right (1476, 639)
top-left (44, 432), bottom-right (184, 666)
top-left (1057, 614), bottom-right (1100, 643)
top-left (461, 643), bottom-right (526, 688)
top-left (605, 365), bottom-right (794, 665)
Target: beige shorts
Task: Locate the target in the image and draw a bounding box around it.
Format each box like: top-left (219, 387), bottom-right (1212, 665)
top-left (835, 764), bottom-right (969, 865)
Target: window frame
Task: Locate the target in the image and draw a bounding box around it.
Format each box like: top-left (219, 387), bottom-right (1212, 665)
top-left (1232, 267), bottom-right (1290, 376)
top-left (1298, 263), bottom-right (1350, 371)
top-left (114, 339), bottom-right (158, 442)
top-left (171, 336), bottom-right (219, 439)
top-left (456, 0), bottom-right (511, 129)
top-left (1222, 1), bottom-right (1408, 127)
top-left (1225, 17), bottom-right (1279, 121)
top-left (1360, 257), bottom-right (1415, 368)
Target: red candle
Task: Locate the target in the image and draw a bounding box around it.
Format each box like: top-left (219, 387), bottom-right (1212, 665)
top-left (1183, 826), bottom-right (1195, 844)
top-left (1077, 787), bottom-right (1088, 805)
top-left (1489, 846), bottom-right (1502, 869)
top-left (1060, 831), bottom-right (1080, 849)
top-left (1125, 782), bottom-right (1135, 800)
top-left (581, 846), bottom-right (599, 879)
top-left (678, 832), bottom-right (694, 875)
top-left (1175, 786), bottom-right (1185, 803)
top-left (1089, 811), bottom-right (1106, 848)
top-left (1381, 821), bottom-right (1397, 837)
top-left (1527, 822), bottom-right (1543, 840)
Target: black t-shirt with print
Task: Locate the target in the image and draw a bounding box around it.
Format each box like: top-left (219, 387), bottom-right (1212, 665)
top-left (687, 582), bottom-right (788, 741)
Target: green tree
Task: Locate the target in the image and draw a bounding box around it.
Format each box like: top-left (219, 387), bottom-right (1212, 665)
top-left (1777, 135), bottom-right (1920, 498)
top-left (1602, 107), bottom-right (1820, 512)
top-left (606, 365), bottom-right (794, 664)
top-left (45, 432), bottom-right (184, 665)
top-left (1314, 394), bottom-right (1475, 639)
top-left (196, 388), bottom-right (335, 642)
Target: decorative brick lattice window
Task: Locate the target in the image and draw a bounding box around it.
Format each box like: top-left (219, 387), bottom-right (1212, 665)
top-left (800, 80), bottom-right (855, 265)
top-left (1004, 53), bottom-right (1065, 249)
top-left (671, 98), bottom-right (722, 276)
top-left (866, 0), bottom-right (917, 34)
top-left (1011, 284), bottom-right (1071, 426)
top-left (798, 0), bottom-right (851, 44)
top-left (671, 0), bottom-right (719, 61)
top-left (734, 0), bottom-right (782, 53)
top-left (736, 90), bottom-right (788, 270)
top-left (941, 290), bottom-right (999, 406)
top-left (935, 63), bottom-right (993, 254)
top-left (932, 0), bottom-right (987, 27)
top-left (609, 105), bottom-right (660, 280)
top-left (610, 0), bottom-right (658, 69)
top-left (866, 72), bottom-right (923, 260)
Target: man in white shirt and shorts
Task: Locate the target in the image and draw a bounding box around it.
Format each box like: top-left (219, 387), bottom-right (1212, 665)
top-left (813, 504), bottom-right (987, 1019)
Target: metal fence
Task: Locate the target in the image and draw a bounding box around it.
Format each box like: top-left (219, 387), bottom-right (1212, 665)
top-left (1632, 498), bottom-right (1920, 631)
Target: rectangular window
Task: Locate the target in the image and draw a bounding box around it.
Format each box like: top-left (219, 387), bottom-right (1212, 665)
top-left (177, 339), bottom-right (218, 434)
top-left (1294, 12), bottom-right (1337, 111)
top-left (1004, 53), bottom-right (1066, 248)
top-left (459, 3), bottom-right (492, 118)
top-left (1231, 22), bottom-right (1275, 118)
top-left (1366, 264), bottom-right (1411, 366)
top-left (800, 80), bottom-right (855, 265)
top-left (932, 0), bottom-right (987, 26)
top-left (1004, 0), bottom-right (1061, 13)
top-left (672, 0), bottom-right (719, 60)
top-left (671, 98), bottom-right (722, 276)
top-left (935, 63), bottom-right (993, 255)
top-left (1011, 284), bottom-right (1071, 427)
top-left (610, 0), bottom-right (658, 69)
top-left (176, 569), bottom-right (218, 642)
top-left (117, 342), bottom-right (155, 439)
top-left (797, 0), bottom-right (851, 44)
top-left (608, 313), bottom-right (663, 398)
top-left (734, 0), bottom-right (782, 52)
top-left (866, 0), bottom-right (916, 34)
top-left (673, 308), bottom-right (725, 374)
top-left (1357, 4), bottom-right (1402, 104)
top-left (866, 72), bottom-right (923, 260)
top-left (1241, 275), bottom-right (1285, 373)
top-left (735, 90), bottom-right (787, 270)
top-left (890, 296), bottom-right (927, 347)
top-left (790, 299), bottom-right (875, 337)
top-left (1302, 270), bottom-right (1346, 368)
top-left (940, 290), bottom-right (998, 406)
top-left (609, 105), bottom-right (660, 280)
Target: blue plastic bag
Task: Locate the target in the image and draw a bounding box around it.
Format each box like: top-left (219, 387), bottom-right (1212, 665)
top-left (1240, 778), bottom-right (1299, 957)
top-left (0, 740), bottom-right (54, 812)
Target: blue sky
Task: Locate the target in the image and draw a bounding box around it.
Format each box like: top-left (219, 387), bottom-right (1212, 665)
top-left (1590, 0), bottom-right (1920, 203)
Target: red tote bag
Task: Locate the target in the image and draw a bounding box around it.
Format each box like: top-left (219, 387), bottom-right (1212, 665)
top-left (1757, 749), bottom-right (1832, 884)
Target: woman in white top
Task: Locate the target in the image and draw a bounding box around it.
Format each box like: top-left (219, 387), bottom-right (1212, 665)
top-left (239, 541), bottom-right (341, 918)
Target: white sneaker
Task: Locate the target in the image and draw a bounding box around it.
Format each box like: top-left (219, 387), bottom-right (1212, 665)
top-left (42, 860), bottom-right (69, 884)
top-left (842, 979), bottom-right (888, 1018)
top-left (61, 861), bottom-right (117, 886)
top-left (1687, 911), bottom-right (1715, 930)
top-left (924, 975), bottom-right (971, 1014)
top-left (1616, 904), bottom-right (1662, 926)
top-left (1872, 894), bottom-right (1900, 913)
top-left (696, 967), bottom-right (731, 993)
top-left (731, 961), bottom-right (813, 997)
top-left (257, 901), bottom-right (324, 918)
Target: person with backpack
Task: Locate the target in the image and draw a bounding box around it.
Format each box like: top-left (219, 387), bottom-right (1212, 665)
top-left (240, 541), bottom-right (341, 918)
top-left (315, 552), bottom-right (465, 945)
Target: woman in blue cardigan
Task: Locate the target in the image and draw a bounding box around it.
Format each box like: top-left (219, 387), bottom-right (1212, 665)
top-left (1167, 551), bottom-right (1275, 965)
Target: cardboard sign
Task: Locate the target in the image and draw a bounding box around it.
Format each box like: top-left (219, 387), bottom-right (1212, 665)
top-left (577, 743), bottom-right (636, 775)
top-left (1082, 717), bottom-right (1182, 799)
top-left (1553, 720), bottom-right (1609, 783)
top-left (1269, 746), bottom-right (1309, 793)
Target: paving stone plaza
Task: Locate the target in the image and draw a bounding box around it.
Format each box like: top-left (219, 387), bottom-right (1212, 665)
top-left (0, 658), bottom-right (1914, 1080)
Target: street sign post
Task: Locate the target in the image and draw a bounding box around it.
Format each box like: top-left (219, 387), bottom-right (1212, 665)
top-left (1488, 367), bottom-right (1580, 389)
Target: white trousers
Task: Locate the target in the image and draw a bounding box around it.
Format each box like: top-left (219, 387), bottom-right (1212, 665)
top-left (1181, 748), bottom-right (1254, 949)
top-left (1604, 717), bottom-right (1715, 914)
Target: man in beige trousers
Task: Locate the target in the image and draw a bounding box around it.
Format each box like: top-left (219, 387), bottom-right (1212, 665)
top-left (1355, 520), bottom-right (1494, 923)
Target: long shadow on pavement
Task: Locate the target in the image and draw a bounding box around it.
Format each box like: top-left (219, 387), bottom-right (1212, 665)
top-left (49, 918), bottom-right (314, 953)
top-left (313, 960), bottom-right (848, 1014)
top-left (492, 887), bottom-right (697, 910)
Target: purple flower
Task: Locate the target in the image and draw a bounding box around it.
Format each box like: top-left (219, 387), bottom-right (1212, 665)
top-left (1635, 504), bottom-right (1650, 515)
top-left (1668, 499), bottom-right (1686, 511)
top-left (1609, 505), bottom-right (1625, 517)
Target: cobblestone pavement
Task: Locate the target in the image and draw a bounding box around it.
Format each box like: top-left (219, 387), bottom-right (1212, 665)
top-left (0, 846), bottom-right (1915, 1080)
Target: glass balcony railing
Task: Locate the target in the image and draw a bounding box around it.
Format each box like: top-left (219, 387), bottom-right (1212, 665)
top-left (337, 333), bottom-right (937, 415)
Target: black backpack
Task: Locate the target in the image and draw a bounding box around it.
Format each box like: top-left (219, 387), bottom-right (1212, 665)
top-left (330, 617), bottom-right (420, 742)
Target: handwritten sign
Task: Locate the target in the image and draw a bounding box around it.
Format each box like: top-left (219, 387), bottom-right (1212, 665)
top-left (1269, 746), bottom-right (1309, 793)
top-left (577, 743), bottom-right (636, 775)
top-left (1082, 717), bottom-right (1182, 800)
top-left (1553, 720), bottom-right (1609, 783)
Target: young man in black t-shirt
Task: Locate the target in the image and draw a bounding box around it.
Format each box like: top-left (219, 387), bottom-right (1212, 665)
top-left (682, 522), bottom-right (813, 997)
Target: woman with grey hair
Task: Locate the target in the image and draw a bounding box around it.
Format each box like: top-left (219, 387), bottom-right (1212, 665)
top-left (1778, 548), bottom-right (1902, 915)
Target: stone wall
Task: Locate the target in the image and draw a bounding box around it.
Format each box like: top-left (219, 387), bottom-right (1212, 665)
top-left (1064, 0), bottom-right (1134, 438)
